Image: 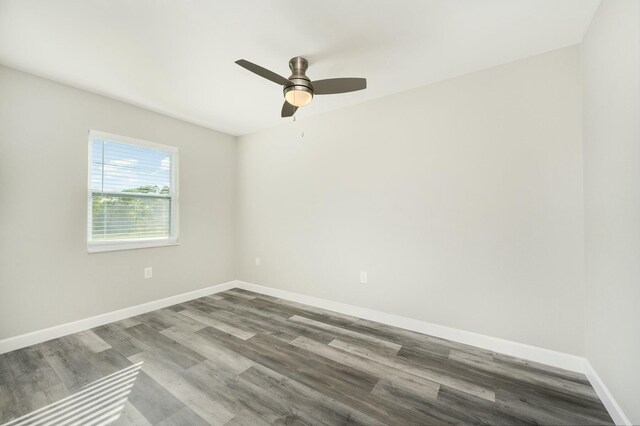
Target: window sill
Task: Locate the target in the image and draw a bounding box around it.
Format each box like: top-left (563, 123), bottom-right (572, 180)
top-left (87, 238), bottom-right (179, 253)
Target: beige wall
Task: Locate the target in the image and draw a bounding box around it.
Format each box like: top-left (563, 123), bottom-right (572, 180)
top-left (0, 65), bottom-right (237, 339)
top-left (582, 0), bottom-right (640, 423)
top-left (237, 47), bottom-right (586, 355)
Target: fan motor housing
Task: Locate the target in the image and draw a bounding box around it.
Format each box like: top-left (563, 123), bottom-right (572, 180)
top-left (284, 56), bottom-right (314, 97)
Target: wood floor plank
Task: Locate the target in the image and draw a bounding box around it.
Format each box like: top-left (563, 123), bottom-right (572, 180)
top-left (3, 346), bottom-right (61, 395)
top-left (493, 352), bottom-right (591, 385)
top-left (132, 311), bottom-right (176, 332)
top-left (165, 303), bottom-right (190, 313)
top-left (0, 383), bottom-right (22, 423)
top-left (249, 293), bottom-right (361, 325)
top-left (432, 385), bottom-right (526, 425)
top-left (70, 330), bottom-right (112, 353)
top-left (237, 364), bottom-right (384, 426)
top-left (249, 333), bottom-right (380, 392)
top-left (330, 338), bottom-right (497, 402)
top-left (181, 299), bottom-right (218, 314)
top-left (86, 347), bottom-right (136, 378)
top-left (222, 290), bottom-right (257, 300)
top-left (187, 355), bottom-right (336, 426)
top-left (448, 348), bottom-right (599, 402)
top-left (234, 331), bottom-right (381, 394)
top-left (92, 323), bottom-right (144, 358)
top-left (153, 308), bottom-right (209, 333)
top-left (398, 341), bottom-right (611, 423)
top-left (123, 323), bottom-right (207, 369)
top-left (351, 318), bottom-right (491, 358)
top-left (289, 315), bottom-right (402, 352)
top-left (160, 326), bottom-right (255, 374)
top-left (110, 401), bottom-right (152, 426)
top-left (200, 297), bottom-right (338, 344)
top-left (127, 370), bottom-right (185, 424)
top-left (290, 335), bottom-right (440, 400)
top-left (185, 359), bottom-right (290, 423)
top-left (128, 351), bottom-right (235, 425)
top-left (37, 338), bottom-right (103, 392)
top-left (23, 382), bottom-right (70, 413)
top-left (155, 406), bottom-right (210, 426)
top-left (203, 294), bottom-right (225, 301)
top-left (196, 326), bottom-right (443, 425)
top-left (223, 410), bottom-right (272, 426)
top-left (251, 296), bottom-right (360, 327)
top-left (113, 317), bottom-right (142, 328)
top-left (6, 364), bottom-right (140, 426)
top-left (195, 303), bottom-right (297, 339)
top-left (180, 308), bottom-right (256, 340)
top-left (495, 387), bottom-right (614, 425)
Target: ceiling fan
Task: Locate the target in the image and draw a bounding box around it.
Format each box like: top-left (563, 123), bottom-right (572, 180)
top-left (235, 57), bottom-right (367, 117)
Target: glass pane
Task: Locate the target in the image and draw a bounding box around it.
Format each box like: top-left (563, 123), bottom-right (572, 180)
top-left (90, 139), bottom-right (172, 194)
top-left (91, 194), bottom-right (171, 240)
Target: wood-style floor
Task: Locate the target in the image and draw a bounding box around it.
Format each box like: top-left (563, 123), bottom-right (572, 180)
top-left (0, 289), bottom-right (613, 425)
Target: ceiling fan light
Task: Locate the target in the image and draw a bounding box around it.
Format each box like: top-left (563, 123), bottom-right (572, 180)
top-left (284, 86), bottom-right (313, 107)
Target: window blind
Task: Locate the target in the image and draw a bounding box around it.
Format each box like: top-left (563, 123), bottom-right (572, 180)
top-left (89, 136), bottom-right (176, 244)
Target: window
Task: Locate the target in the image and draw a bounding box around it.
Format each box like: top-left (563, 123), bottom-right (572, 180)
top-left (87, 130), bottom-right (178, 253)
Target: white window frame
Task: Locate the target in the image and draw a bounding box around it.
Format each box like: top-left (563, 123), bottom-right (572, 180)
top-left (87, 130), bottom-right (179, 253)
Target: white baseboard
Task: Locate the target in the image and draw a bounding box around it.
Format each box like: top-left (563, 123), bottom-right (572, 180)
top-left (235, 281), bottom-right (586, 372)
top-left (236, 280), bottom-right (630, 424)
top-left (583, 360), bottom-right (632, 426)
top-left (0, 280), bottom-right (236, 355)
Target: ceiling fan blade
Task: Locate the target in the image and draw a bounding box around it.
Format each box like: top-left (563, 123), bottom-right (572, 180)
top-left (312, 78), bottom-right (367, 95)
top-left (281, 101), bottom-right (298, 118)
top-left (235, 59), bottom-right (289, 86)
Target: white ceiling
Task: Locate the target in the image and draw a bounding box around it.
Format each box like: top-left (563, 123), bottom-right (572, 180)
top-left (0, 0), bottom-right (600, 136)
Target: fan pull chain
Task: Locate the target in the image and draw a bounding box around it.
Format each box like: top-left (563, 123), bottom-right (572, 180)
top-left (291, 112), bottom-right (303, 140)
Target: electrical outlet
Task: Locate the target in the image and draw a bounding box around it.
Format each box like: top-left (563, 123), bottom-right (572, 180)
top-left (144, 267), bottom-right (153, 279)
top-left (360, 271), bottom-right (368, 284)
top-left (255, 257), bottom-right (261, 266)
